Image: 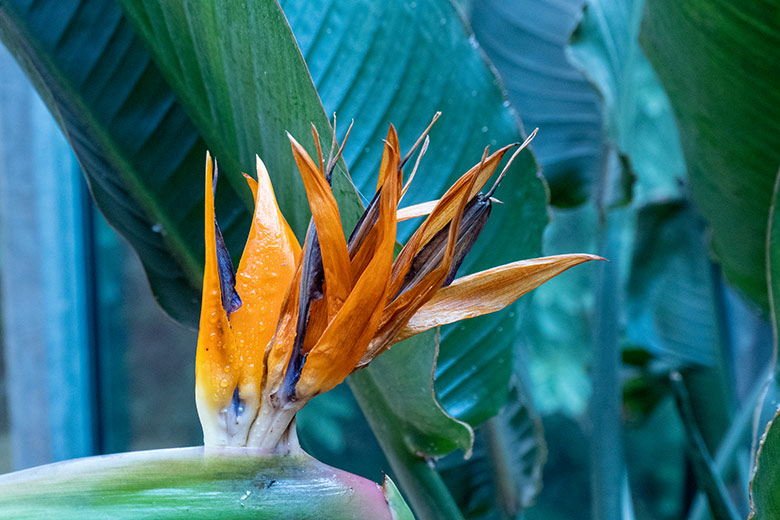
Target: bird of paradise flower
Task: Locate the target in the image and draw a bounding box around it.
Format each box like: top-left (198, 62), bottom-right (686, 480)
top-left (196, 116), bottom-right (601, 450)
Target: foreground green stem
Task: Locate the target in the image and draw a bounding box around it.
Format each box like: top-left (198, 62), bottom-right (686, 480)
top-left (349, 370), bottom-right (465, 520)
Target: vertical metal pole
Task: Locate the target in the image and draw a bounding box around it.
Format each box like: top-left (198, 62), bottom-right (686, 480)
top-left (0, 44), bottom-right (96, 469)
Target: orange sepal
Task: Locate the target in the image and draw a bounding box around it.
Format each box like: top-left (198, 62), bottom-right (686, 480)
top-left (195, 153), bottom-right (240, 440)
top-left (396, 254), bottom-right (604, 341)
top-left (228, 156), bottom-right (301, 394)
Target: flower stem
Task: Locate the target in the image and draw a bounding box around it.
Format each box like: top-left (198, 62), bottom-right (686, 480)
top-left (348, 375), bottom-right (464, 520)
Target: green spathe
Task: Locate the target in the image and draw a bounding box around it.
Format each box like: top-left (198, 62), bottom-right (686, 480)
top-left (0, 447), bottom-right (407, 519)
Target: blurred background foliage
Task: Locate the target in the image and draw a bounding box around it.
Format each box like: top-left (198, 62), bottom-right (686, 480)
top-left (1, 0), bottom-right (780, 519)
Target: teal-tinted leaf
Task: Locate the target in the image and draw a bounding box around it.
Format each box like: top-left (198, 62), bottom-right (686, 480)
top-left (626, 202), bottom-right (735, 449)
top-left (750, 406), bottom-right (780, 519)
top-left (523, 413), bottom-right (592, 520)
top-left (0, 447), bottom-right (402, 519)
top-left (627, 202), bottom-right (718, 366)
top-left (624, 397), bottom-right (685, 520)
top-left (468, 0), bottom-right (603, 207)
top-left (281, 0), bottom-right (548, 427)
top-left (568, 0), bottom-right (684, 208)
top-left (0, 1), bottom-right (250, 325)
top-left (641, 0), bottom-right (780, 310)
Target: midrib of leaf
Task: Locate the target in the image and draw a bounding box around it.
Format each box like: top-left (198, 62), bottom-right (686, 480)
top-left (0, 4), bottom-right (204, 287)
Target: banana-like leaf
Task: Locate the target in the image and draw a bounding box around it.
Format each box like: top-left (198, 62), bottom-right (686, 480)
top-left (750, 168), bottom-right (780, 518)
top-left (3, 1), bottom-right (551, 515)
top-left (568, 0), bottom-right (684, 208)
top-left (0, 0), bottom-right (251, 325)
top-left (0, 447), bottom-right (410, 519)
top-left (641, 0), bottom-right (780, 311)
top-left (281, 0), bottom-right (548, 427)
top-left (468, 0), bottom-right (602, 207)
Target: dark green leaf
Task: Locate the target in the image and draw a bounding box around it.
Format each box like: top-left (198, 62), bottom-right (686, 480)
top-left (641, 0), bottom-right (780, 310)
top-left (118, 0), bottom-right (362, 238)
top-left (750, 407), bottom-right (780, 519)
top-left (0, 0), bottom-right (251, 325)
top-left (749, 168), bottom-right (780, 519)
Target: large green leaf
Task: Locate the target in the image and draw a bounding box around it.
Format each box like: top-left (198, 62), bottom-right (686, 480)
top-left (4, 0), bottom-right (550, 515)
top-left (281, 0), bottom-right (548, 427)
top-left (750, 169), bottom-right (780, 518)
top-left (569, 0), bottom-right (684, 207)
top-left (117, 1), bottom-right (547, 516)
top-left (0, 0), bottom-right (251, 325)
top-left (467, 0), bottom-right (603, 207)
top-left (117, 0), bottom-right (361, 237)
top-left (0, 447), bottom-right (409, 519)
top-left (641, 0), bottom-right (780, 311)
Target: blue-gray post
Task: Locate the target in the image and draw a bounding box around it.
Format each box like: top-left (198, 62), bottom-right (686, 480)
top-left (0, 44), bottom-right (96, 470)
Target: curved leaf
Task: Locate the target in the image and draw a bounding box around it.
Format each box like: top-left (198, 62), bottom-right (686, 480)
top-left (568, 0), bottom-right (684, 208)
top-left (118, 0), bottom-right (362, 237)
top-left (351, 331), bottom-right (473, 459)
top-left (641, 0), bottom-right (780, 310)
top-left (468, 0), bottom-right (603, 207)
top-left (0, 447), bottom-right (402, 519)
top-left (0, 0), bottom-right (251, 325)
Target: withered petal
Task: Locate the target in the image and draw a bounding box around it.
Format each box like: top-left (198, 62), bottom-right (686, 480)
top-left (396, 254), bottom-right (604, 342)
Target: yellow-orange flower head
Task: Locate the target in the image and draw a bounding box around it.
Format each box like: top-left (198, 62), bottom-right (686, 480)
top-left (196, 120), bottom-right (600, 449)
